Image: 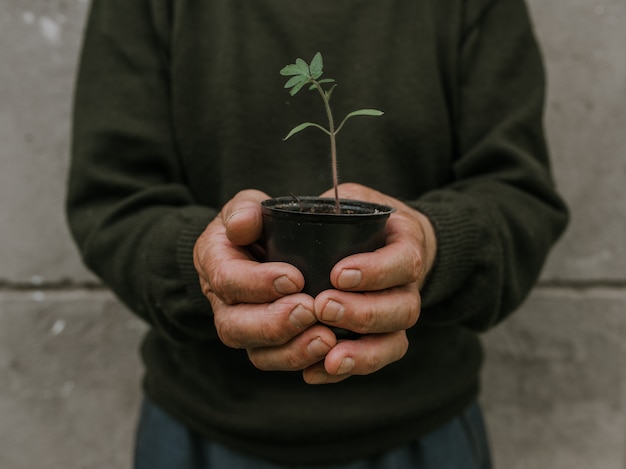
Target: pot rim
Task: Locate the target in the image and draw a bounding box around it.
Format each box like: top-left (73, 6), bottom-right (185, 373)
top-left (261, 196), bottom-right (395, 222)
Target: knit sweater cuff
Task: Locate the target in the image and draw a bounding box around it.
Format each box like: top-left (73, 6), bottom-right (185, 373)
top-left (175, 206), bottom-right (217, 316)
top-left (409, 196), bottom-right (482, 310)
top-left (138, 204), bottom-right (218, 343)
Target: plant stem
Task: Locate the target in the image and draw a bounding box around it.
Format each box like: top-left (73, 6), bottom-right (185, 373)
top-left (314, 81), bottom-right (340, 213)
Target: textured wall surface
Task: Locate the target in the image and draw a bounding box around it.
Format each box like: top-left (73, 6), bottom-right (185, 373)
top-left (0, 1), bottom-right (624, 468)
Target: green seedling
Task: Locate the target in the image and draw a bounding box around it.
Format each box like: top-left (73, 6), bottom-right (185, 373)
top-left (280, 52), bottom-right (383, 213)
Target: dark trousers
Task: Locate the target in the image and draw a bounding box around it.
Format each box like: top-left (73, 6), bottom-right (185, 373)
top-left (134, 398), bottom-right (492, 469)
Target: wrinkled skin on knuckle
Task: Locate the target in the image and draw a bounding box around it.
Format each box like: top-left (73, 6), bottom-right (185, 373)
top-left (357, 302), bottom-right (378, 333)
top-left (258, 320), bottom-right (290, 346)
top-left (283, 349), bottom-right (311, 371)
top-left (405, 285), bottom-right (422, 328)
top-left (214, 314), bottom-right (243, 349)
top-left (406, 240), bottom-right (426, 284)
top-left (206, 266), bottom-right (239, 306)
top-left (279, 355), bottom-right (301, 371)
top-left (199, 278), bottom-right (212, 299)
top-left (394, 210), bottom-right (428, 283)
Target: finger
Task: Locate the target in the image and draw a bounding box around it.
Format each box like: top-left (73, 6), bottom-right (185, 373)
top-left (331, 211), bottom-right (430, 291)
top-left (196, 218), bottom-right (304, 305)
top-left (303, 332), bottom-right (409, 384)
top-left (314, 283), bottom-right (420, 335)
top-left (247, 324), bottom-right (337, 371)
top-left (211, 292), bottom-right (316, 349)
top-left (205, 258), bottom-right (304, 305)
top-left (222, 189), bottom-right (269, 246)
top-left (303, 361), bottom-right (347, 385)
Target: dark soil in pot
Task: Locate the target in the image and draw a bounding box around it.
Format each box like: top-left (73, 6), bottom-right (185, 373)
top-left (261, 196), bottom-right (395, 340)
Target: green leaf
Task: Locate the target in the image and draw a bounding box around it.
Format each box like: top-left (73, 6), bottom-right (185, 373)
top-left (280, 64), bottom-right (303, 76)
top-left (284, 75), bottom-right (307, 89)
top-left (295, 58), bottom-right (310, 75)
top-left (345, 109), bottom-right (384, 117)
top-left (288, 79), bottom-right (309, 96)
top-left (283, 122), bottom-right (330, 140)
top-left (335, 109), bottom-right (384, 134)
top-left (309, 52), bottom-right (323, 79)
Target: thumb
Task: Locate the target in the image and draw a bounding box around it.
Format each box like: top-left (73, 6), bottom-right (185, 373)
top-left (222, 189), bottom-right (269, 246)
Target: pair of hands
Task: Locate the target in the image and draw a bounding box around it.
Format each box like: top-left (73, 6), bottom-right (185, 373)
top-left (193, 183), bottom-right (436, 384)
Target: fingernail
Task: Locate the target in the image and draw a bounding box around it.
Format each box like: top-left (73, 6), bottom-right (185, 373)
top-left (338, 269), bottom-right (362, 289)
top-left (289, 305), bottom-right (316, 329)
top-left (337, 357), bottom-right (355, 375)
top-left (225, 208), bottom-right (249, 227)
top-left (307, 337), bottom-right (331, 357)
top-left (321, 300), bottom-right (345, 323)
top-left (274, 275), bottom-right (299, 295)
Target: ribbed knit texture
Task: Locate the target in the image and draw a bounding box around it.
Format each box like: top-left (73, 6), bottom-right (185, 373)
top-left (66, 0), bottom-right (568, 464)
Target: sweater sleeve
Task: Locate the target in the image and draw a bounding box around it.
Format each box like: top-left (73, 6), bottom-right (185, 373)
top-left (411, 0), bottom-right (569, 330)
top-left (66, 0), bottom-right (217, 343)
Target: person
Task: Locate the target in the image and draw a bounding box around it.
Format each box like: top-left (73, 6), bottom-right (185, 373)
top-left (66, 0), bottom-right (569, 467)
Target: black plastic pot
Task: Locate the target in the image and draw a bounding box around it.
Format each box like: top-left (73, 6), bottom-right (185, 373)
top-left (261, 196), bottom-right (395, 339)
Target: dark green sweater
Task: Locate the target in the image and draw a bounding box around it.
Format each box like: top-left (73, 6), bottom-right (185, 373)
top-left (67, 0), bottom-right (568, 465)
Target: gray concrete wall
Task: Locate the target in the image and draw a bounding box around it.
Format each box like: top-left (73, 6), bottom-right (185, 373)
top-left (0, 1), bottom-right (623, 468)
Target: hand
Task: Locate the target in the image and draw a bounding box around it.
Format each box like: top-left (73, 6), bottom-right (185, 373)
top-left (193, 190), bottom-right (337, 372)
top-left (304, 183), bottom-right (437, 384)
